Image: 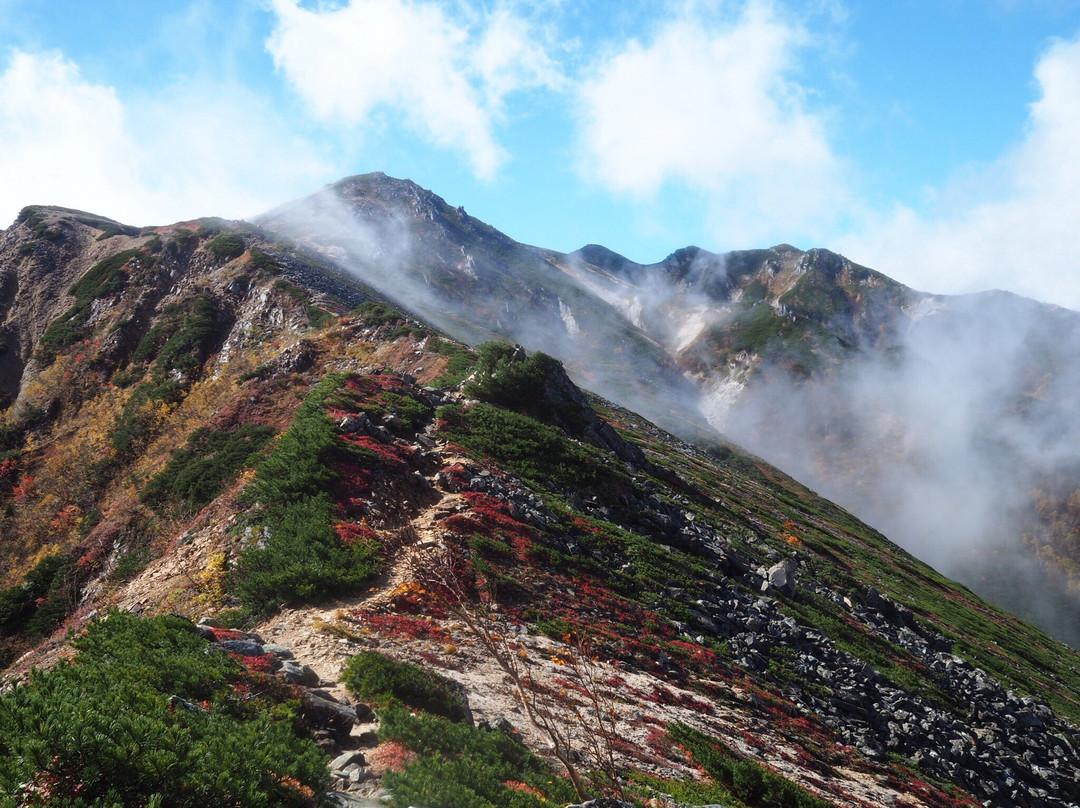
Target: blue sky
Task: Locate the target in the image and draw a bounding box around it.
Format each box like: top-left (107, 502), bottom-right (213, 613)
top-left (4, 1), bottom-right (1080, 308)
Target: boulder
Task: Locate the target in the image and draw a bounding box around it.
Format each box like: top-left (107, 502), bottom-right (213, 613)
top-left (302, 692), bottom-right (358, 737)
top-left (766, 558), bottom-right (797, 595)
top-left (278, 660), bottom-right (321, 687)
top-left (216, 639), bottom-right (266, 657)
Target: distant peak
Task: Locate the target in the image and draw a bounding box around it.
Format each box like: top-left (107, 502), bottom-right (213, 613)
top-left (570, 244), bottom-right (637, 272)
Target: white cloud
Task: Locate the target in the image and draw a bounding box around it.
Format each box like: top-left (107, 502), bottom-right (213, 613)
top-left (838, 34), bottom-right (1080, 309)
top-left (576, 0), bottom-right (850, 247)
top-left (0, 49), bottom-right (333, 227)
top-left (0, 51), bottom-right (140, 222)
top-left (265, 0), bottom-right (563, 181)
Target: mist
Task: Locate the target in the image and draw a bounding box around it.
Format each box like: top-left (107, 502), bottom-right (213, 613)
top-left (714, 290), bottom-right (1080, 643)
top-left (260, 177), bottom-right (1080, 645)
top-left (258, 177), bottom-right (704, 437)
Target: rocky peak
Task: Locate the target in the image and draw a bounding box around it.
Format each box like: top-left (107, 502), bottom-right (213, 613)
top-left (569, 244), bottom-right (638, 276)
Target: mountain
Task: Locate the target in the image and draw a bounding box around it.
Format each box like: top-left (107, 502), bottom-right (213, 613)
top-left (2, 191), bottom-right (1080, 807)
top-left (261, 174), bottom-right (1080, 646)
top-left (258, 172), bottom-right (704, 437)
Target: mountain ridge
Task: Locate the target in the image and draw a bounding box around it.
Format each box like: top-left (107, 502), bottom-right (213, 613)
top-left (2, 181), bottom-right (1080, 806)
top-left (255, 173), bottom-right (1080, 647)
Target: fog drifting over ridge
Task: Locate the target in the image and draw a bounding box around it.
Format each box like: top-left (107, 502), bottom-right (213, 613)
top-left (705, 289), bottom-right (1080, 642)
top-left (261, 175), bottom-right (1080, 646)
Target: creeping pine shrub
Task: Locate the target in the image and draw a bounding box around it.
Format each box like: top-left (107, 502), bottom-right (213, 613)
top-left (0, 553), bottom-right (78, 639)
top-left (207, 233), bottom-right (245, 260)
top-left (342, 651), bottom-right (468, 722)
top-left (0, 611), bottom-right (328, 808)
top-left (666, 723), bottom-right (832, 808)
top-left (140, 423), bottom-right (275, 515)
top-left (377, 706), bottom-right (578, 808)
top-left (229, 375), bottom-right (379, 615)
top-left (462, 342), bottom-right (560, 410)
top-left (36, 249), bottom-right (140, 364)
top-left (437, 402), bottom-right (599, 490)
top-left (429, 337), bottom-right (477, 388)
top-left (355, 301), bottom-right (405, 327)
top-left (111, 294), bottom-right (222, 457)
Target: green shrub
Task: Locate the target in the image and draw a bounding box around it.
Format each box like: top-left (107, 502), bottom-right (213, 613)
top-left (229, 375), bottom-right (380, 614)
top-left (112, 295), bottom-right (222, 457)
top-left (462, 343), bottom-right (559, 410)
top-left (140, 423), bottom-right (275, 515)
top-left (667, 723), bottom-right (832, 808)
top-left (378, 706), bottom-right (577, 808)
top-left (429, 338), bottom-right (477, 387)
top-left (207, 233), bottom-right (245, 260)
top-left (112, 547), bottom-right (152, 582)
top-left (35, 309), bottom-right (86, 364)
top-left (342, 651), bottom-right (468, 721)
top-left (437, 402), bottom-right (598, 490)
top-left (355, 300), bottom-right (404, 327)
top-left (112, 364), bottom-right (147, 388)
top-left (153, 294), bottom-right (219, 374)
top-left (230, 496), bottom-right (378, 612)
top-left (0, 554), bottom-right (77, 637)
top-left (73, 214), bottom-right (140, 240)
top-left (731, 303), bottom-right (787, 354)
top-left (69, 249), bottom-right (140, 301)
top-left (732, 759), bottom-right (765, 802)
top-left (248, 248), bottom-right (281, 273)
top-left (273, 279), bottom-right (334, 328)
top-left (36, 249), bottom-right (140, 364)
top-left (0, 611), bottom-right (328, 807)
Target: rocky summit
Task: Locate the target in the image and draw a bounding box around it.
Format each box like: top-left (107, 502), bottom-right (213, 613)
top-left (1, 186), bottom-right (1080, 807)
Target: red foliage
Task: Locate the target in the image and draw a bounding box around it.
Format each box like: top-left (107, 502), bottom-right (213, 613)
top-left (503, 781), bottom-right (545, 799)
top-left (438, 462), bottom-right (471, 491)
top-left (667, 639), bottom-right (719, 669)
top-left (49, 505), bottom-right (81, 534)
top-left (571, 515), bottom-right (604, 534)
top-left (342, 433), bottom-right (410, 466)
top-left (12, 474), bottom-right (34, 502)
top-left (644, 725), bottom-right (677, 758)
top-left (205, 627), bottom-right (246, 642)
top-left (352, 609), bottom-right (450, 642)
top-left (366, 740), bottom-right (417, 775)
top-left (237, 654), bottom-right (277, 674)
top-left (0, 457), bottom-right (16, 481)
top-left (335, 520), bottom-right (380, 546)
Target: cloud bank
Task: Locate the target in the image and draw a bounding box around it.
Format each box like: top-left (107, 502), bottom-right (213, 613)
top-left (0, 48), bottom-right (332, 227)
top-left (265, 0), bottom-right (563, 180)
top-left (839, 34), bottom-right (1080, 309)
top-left (576, 1), bottom-right (850, 247)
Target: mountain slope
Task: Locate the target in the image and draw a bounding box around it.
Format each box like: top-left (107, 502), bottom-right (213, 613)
top-left (2, 198), bottom-right (1080, 806)
top-left (258, 172), bottom-right (704, 436)
top-left (259, 174), bottom-right (1080, 646)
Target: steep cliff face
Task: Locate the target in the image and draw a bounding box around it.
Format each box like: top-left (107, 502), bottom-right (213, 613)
top-left (4, 196), bottom-right (1080, 807)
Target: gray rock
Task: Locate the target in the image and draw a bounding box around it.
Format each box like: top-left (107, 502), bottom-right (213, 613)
top-left (216, 639), bottom-right (265, 656)
top-left (169, 694), bottom-right (206, 713)
top-left (302, 692), bottom-right (358, 736)
top-left (332, 750), bottom-right (366, 770)
top-left (324, 793), bottom-right (387, 807)
top-left (277, 660), bottom-right (321, 687)
top-left (766, 558), bottom-right (797, 595)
